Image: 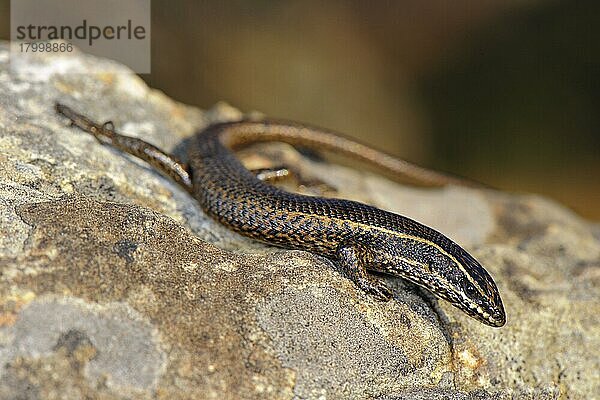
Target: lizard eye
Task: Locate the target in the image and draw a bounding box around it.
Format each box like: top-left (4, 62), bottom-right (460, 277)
top-left (463, 282), bottom-right (478, 297)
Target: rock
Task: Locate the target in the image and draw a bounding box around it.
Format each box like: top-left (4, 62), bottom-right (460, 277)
top-left (0, 42), bottom-right (597, 399)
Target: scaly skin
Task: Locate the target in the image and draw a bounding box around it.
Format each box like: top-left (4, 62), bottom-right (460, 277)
top-left (56, 104), bottom-right (506, 327)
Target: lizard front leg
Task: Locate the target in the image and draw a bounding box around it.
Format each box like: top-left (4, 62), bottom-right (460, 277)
top-left (336, 244), bottom-right (393, 301)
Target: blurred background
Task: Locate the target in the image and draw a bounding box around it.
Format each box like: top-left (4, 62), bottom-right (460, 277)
top-left (1, 0), bottom-right (598, 219)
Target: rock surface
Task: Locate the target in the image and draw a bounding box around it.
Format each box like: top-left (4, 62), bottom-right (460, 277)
top-left (0, 42), bottom-right (598, 399)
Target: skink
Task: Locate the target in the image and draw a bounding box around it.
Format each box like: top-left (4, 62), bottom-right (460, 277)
top-left (55, 103), bottom-right (506, 327)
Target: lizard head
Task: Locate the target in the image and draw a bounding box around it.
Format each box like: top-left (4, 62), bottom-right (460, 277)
top-left (421, 241), bottom-right (506, 327)
top-left (373, 227), bottom-right (506, 327)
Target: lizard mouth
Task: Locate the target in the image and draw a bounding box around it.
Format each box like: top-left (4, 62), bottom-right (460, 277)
top-left (461, 297), bottom-right (506, 327)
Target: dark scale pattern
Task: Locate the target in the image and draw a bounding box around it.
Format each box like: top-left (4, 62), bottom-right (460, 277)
top-left (191, 125), bottom-right (449, 253)
top-left (54, 103), bottom-right (505, 327)
top-left (188, 122), bottom-right (506, 327)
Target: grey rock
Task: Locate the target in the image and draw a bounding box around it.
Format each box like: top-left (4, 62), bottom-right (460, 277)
top-left (0, 297), bottom-right (166, 392)
top-left (591, 223), bottom-right (600, 243)
top-left (0, 42), bottom-right (597, 399)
